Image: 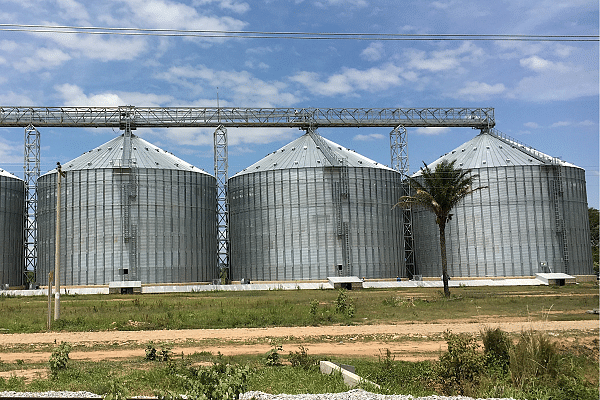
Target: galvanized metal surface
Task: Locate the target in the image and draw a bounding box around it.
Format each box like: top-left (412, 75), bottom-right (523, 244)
top-left (229, 134), bottom-right (404, 281)
top-left (412, 133), bottom-right (593, 277)
top-left (36, 135), bottom-right (217, 285)
top-left (233, 133), bottom-right (394, 173)
top-left (0, 171), bottom-right (25, 287)
top-left (0, 106), bottom-right (495, 129)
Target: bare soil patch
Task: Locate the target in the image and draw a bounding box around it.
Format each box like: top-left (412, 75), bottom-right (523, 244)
top-left (0, 319), bottom-right (596, 365)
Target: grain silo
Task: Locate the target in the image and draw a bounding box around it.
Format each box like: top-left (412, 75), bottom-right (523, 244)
top-left (412, 130), bottom-right (593, 278)
top-left (228, 130), bottom-right (404, 281)
top-left (0, 168), bottom-right (25, 288)
top-left (37, 132), bottom-right (217, 286)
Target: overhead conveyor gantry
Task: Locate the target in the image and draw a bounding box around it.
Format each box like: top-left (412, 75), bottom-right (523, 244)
top-left (0, 106), bottom-right (495, 282)
top-left (0, 106), bottom-right (494, 129)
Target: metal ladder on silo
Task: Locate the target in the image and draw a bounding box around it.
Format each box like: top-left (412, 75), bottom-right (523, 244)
top-left (552, 164), bottom-right (569, 273)
top-left (119, 106), bottom-right (138, 280)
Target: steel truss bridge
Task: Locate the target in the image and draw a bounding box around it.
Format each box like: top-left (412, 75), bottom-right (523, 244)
top-left (0, 106), bottom-right (495, 283)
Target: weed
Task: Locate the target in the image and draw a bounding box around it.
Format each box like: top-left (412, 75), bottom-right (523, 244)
top-left (265, 345), bottom-right (283, 366)
top-left (436, 331), bottom-right (483, 396)
top-left (334, 289), bottom-right (355, 318)
top-left (102, 379), bottom-right (129, 400)
top-left (288, 346), bottom-right (317, 370)
top-left (158, 359), bottom-right (249, 400)
top-left (481, 327), bottom-right (512, 373)
top-left (509, 329), bottom-right (561, 388)
top-left (309, 299), bottom-right (319, 316)
top-left (49, 342), bottom-right (71, 378)
top-left (145, 342), bottom-right (173, 362)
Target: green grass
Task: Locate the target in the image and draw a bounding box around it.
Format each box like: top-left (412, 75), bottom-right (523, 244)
top-left (0, 342), bottom-right (597, 400)
top-left (0, 283), bottom-right (597, 333)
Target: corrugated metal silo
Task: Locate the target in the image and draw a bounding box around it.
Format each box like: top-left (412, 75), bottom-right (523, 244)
top-left (0, 168), bottom-right (25, 287)
top-left (228, 131), bottom-right (404, 281)
top-left (412, 131), bottom-right (593, 277)
top-left (37, 133), bottom-right (217, 285)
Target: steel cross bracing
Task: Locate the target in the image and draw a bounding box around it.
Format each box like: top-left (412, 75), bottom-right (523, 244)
top-left (23, 124), bottom-right (40, 285)
top-left (390, 125), bottom-right (416, 279)
top-left (214, 125), bottom-right (229, 280)
top-left (0, 107), bottom-right (494, 129)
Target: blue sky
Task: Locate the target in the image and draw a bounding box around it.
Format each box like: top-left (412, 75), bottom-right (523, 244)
top-left (0, 0), bottom-right (598, 208)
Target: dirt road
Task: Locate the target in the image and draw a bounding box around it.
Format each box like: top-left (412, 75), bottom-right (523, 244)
top-left (0, 319), bottom-right (597, 364)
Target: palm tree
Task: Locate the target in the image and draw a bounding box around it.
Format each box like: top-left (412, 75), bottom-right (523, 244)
top-left (396, 160), bottom-right (486, 297)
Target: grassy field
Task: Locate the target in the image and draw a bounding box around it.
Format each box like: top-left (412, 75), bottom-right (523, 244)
top-left (0, 283), bottom-right (598, 399)
top-left (0, 283), bottom-right (597, 333)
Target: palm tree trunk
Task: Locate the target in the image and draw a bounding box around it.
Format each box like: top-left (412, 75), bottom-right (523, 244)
top-left (438, 222), bottom-right (450, 298)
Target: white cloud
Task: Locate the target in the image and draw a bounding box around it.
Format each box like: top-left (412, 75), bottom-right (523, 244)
top-left (354, 133), bottom-right (385, 141)
top-left (405, 42), bottom-right (484, 72)
top-left (0, 40), bottom-right (19, 52)
top-left (414, 127), bottom-right (451, 136)
top-left (193, 0), bottom-right (250, 13)
top-left (361, 42), bottom-right (384, 62)
top-left (154, 126), bottom-right (295, 149)
top-left (0, 136), bottom-right (24, 165)
top-left (14, 48), bottom-right (72, 71)
top-left (157, 65), bottom-right (301, 107)
top-left (509, 67), bottom-right (597, 102)
top-left (120, 0), bottom-right (247, 31)
top-left (54, 84), bottom-right (175, 107)
top-left (520, 56), bottom-right (569, 72)
top-left (0, 91), bottom-right (35, 105)
top-left (524, 122), bottom-right (539, 129)
top-left (550, 121), bottom-right (571, 128)
top-left (56, 0), bottom-right (91, 24)
top-left (315, 0), bottom-right (367, 7)
top-left (451, 81), bottom-right (506, 101)
top-left (35, 31), bottom-right (148, 61)
top-left (290, 64), bottom-right (403, 96)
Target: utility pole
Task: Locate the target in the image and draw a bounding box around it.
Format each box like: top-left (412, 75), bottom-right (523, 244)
top-left (54, 162), bottom-right (65, 320)
top-left (47, 271), bottom-right (53, 330)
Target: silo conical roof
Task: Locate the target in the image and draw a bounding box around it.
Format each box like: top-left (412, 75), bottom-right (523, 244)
top-left (416, 130), bottom-right (578, 175)
top-left (233, 132), bottom-right (392, 177)
top-left (44, 133), bottom-right (210, 175)
top-left (0, 168), bottom-right (22, 180)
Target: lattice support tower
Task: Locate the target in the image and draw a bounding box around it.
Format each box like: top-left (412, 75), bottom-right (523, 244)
top-left (214, 125), bottom-right (229, 279)
top-left (24, 124), bottom-right (40, 284)
top-left (390, 125), bottom-right (416, 278)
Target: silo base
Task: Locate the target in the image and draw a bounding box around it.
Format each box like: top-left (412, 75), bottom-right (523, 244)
top-left (109, 281), bottom-right (142, 294)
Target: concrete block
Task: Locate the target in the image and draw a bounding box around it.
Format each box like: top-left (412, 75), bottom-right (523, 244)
top-left (319, 361), bottom-right (379, 388)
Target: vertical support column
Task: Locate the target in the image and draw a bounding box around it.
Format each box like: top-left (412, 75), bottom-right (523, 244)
top-left (214, 125), bottom-right (229, 281)
top-left (390, 125), bottom-right (415, 278)
top-left (24, 124), bottom-right (40, 286)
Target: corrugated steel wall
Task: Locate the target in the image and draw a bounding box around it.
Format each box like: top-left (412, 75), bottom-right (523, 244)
top-left (37, 168), bottom-right (217, 285)
top-left (412, 165), bottom-right (593, 277)
top-left (229, 166), bottom-right (404, 280)
top-left (0, 175), bottom-right (25, 287)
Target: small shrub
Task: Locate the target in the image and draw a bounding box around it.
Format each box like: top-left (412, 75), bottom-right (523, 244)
top-left (481, 327), bottom-right (512, 373)
top-left (288, 346), bottom-right (317, 369)
top-left (158, 360), bottom-right (249, 400)
top-left (265, 345), bottom-right (283, 366)
top-left (102, 379), bottom-right (129, 400)
top-left (145, 343), bottom-right (158, 361)
top-left (145, 342), bottom-right (173, 362)
top-left (435, 330), bottom-right (484, 395)
top-left (334, 289), bottom-right (355, 318)
top-left (49, 342), bottom-right (71, 378)
top-left (309, 299), bottom-right (319, 316)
